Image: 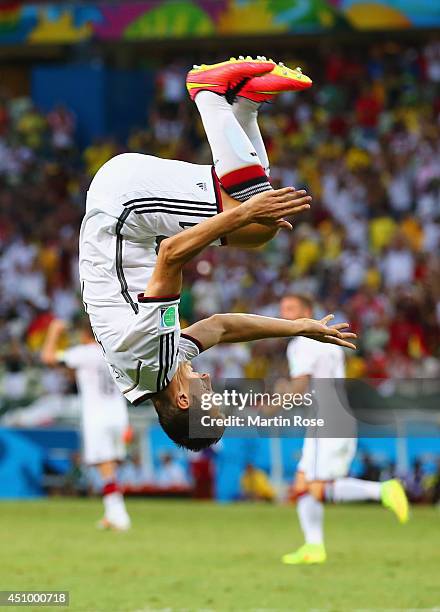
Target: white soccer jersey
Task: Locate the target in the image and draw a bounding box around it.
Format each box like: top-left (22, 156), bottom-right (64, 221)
top-left (78, 154), bottom-right (222, 404)
top-left (286, 337), bottom-right (357, 481)
top-left (62, 343), bottom-right (127, 424)
top-left (79, 153), bottom-right (224, 312)
top-left (62, 343), bottom-right (129, 465)
top-left (286, 336), bottom-right (345, 379)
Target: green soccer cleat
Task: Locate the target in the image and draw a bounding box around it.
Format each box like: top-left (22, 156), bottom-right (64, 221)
top-left (282, 543), bottom-right (327, 565)
top-left (381, 479), bottom-right (410, 524)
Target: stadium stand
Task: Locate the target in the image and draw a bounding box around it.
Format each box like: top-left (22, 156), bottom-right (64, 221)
top-left (1, 41), bottom-right (439, 414)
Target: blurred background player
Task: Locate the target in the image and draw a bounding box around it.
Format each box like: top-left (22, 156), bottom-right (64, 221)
top-left (41, 318), bottom-right (131, 531)
top-left (278, 293), bottom-right (409, 565)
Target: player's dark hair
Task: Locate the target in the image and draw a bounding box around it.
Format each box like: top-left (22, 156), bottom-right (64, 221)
top-left (282, 292), bottom-right (314, 312)
top-left (73, 312), bottom-right (93, 335)
top-left (152, 394), bottom-right (225, 452)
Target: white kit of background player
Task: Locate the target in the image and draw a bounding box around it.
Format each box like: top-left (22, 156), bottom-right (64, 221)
top-left (280, 294), bottom-right (409, 565)
top-left (41, 319), bottom-right (130, 531)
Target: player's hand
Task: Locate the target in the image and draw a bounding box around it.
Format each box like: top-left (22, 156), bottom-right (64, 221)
top-left (243, 187), bottom-right (311, 230)
top-left (295, 314), bottom-right (357, 350)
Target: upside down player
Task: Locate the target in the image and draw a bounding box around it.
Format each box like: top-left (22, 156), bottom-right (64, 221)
top-left (79, 57), bottom-right (357, 451)
top-left (41, 318), bottom-right (131, 531)
top-left (279, 294), bottom-right (409, 565)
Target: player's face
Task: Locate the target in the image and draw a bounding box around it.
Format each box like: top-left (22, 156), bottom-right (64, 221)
top-left (167, 362), bottom-right (213, 410)
top-left (183, 361), bottom-right (212, 395)
top-left (280, 296), bottom-right (308, 320)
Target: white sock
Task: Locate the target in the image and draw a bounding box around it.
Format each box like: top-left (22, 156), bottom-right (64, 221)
top-left (326, 477), bottom-right (381, 502)
top-left (103, 491), bottom-right (128, 517)
top-left (194, 92), bottom-right (271, 201)
top-left (195, 91), bottom-right (259, 177)
top-left (103, 492), bottom-right (131, 529)
top-left (297, 494), bottom-right (324, 545)
top-left (232, 98), bottom-right (270, 175)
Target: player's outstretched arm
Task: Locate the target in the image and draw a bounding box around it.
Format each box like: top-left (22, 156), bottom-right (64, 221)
top-left (40, 319), bottom-right (67, 366)
top-left (183, 313), bottom-right (357, 351)
top-left (144, 188), bottom-right (311, 297)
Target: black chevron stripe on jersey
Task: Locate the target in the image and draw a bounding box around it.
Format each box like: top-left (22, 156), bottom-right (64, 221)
top-left (126, 200), bottom-right (217, 211)
top-left (115, 208), bottom-right (139, 314)
top-left (164, 333), bottom-right (171, 387)
top-left (169, 333), bottom-right (175, 382)
top-left (122, 195), bottom-right (217, 208)
top-left (131, 202), bottom-right (217, 212)
top-left (165, 333), bottom-right (175, 384)
top-left (133, 208), bottom-right (217, 219)
top-left (157, 332), bottom-right (174, 391)
top-left (125, 200), bottom-right (217, 211)
top-left (157, 334), bottom-right (165, 392)
top-left (127, 200), bottom-right (217, 213)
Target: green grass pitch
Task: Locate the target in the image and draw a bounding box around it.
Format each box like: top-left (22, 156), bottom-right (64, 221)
top-left (1, 499), bottom-right (439, 611)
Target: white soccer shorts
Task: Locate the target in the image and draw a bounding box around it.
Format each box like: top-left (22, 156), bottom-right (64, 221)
top-left (82, 421), bottom-right (126, 466)
top-left (298, 437), bottom-right (357, 481)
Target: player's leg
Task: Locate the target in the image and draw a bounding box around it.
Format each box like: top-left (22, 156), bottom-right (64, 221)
top-left (309, 439), bottom-right (368, 510)
top-left (193, 108), bottom-right (291, 249)
top-left (190, 58), bottom-right (312, 202)
top-left (282, 440), bottom-right (327, 565)
top-left (84, 424), bottom-right (131, 531)
top-left (231, 60), bottom-right (312, 181)
top-left (189, 59), bottom-right (314, 248)
top-left (97, 460), bottom-right (131, 532)
top-left (221, 96), bottom-right (276, 247)
top-left (232, 98), bottom-right (269, 176)
top-left (290, 436), bottom-right (409, 547)
top-left (325, 477), bottom-right (409, 523)
top-left (195, 91), bottom-right (272, 201)
top-left (296, 471), bottom-right (325, 550)
top-left (324, 476), bottom-right (381, 502)
top-left (157, 59), bottom-right (310, 252)
top-left (188, 59), bottom-right (274, 202)
top-left (311, 439), bottom-right (409, 522)
top-left (283, 472), bottom-right (389, 565)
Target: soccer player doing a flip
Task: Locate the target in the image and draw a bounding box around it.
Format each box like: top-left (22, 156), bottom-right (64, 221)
top-left (79, 57), bottom-right (357, 450)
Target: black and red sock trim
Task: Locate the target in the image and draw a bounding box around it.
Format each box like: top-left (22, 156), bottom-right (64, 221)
top-left (219, 165), bottom-right (272, 203)
top-left (103, 481), bottom-right (120, 496)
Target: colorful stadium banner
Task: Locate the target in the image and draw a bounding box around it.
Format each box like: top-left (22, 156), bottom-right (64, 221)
top-left (0, 0), bottom-right (439, 45)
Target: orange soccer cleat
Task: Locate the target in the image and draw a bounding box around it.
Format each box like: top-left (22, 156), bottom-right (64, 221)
top-left (238, 60), bottom-right (313, 102)
top-left (186, 56), bottom-right (275, 102)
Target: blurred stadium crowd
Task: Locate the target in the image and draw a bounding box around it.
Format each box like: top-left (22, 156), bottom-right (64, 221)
top-left (47, 449), bottom-right (440, 506)
top-left (1, 40), bottom-right (440, 411)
